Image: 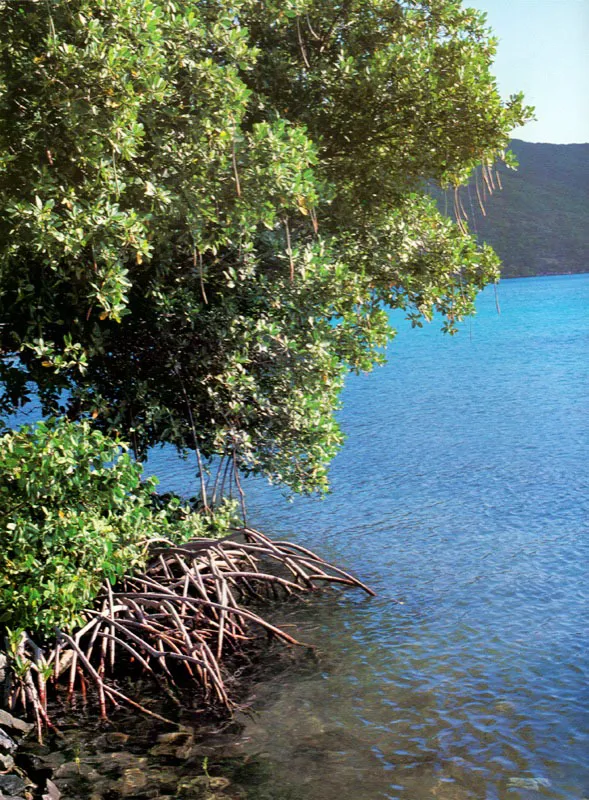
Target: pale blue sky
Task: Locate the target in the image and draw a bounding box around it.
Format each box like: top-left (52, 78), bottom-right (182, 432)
top-left (467, 0), bottom-right (588, 143)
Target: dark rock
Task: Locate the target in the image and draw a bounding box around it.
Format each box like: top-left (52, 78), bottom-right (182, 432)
top-left (23, 749), bottom-right (66, 775)
top-left (53, 760), bottom-right (101, 783)
top-left (0, 712), bottom-right (33, 735)
top-left (147, 797), bottom-right (176, 800)
top-left (0, 728), bottom-right (17, 754)
top-left (144, 768), bottom-right (179, 794)
top-left (0, 774), bottom-right (27, 796)
top-left (93, 732), bottom-right (130, 751)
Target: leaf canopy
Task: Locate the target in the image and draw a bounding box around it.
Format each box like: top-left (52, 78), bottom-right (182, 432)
top-left (0, 0), bottom-right (532, 493)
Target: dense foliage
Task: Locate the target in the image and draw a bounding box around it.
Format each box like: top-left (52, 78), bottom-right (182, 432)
top-left (0, 0), bottom-right (532, 496)
top-left (0, 418), bottom-right (227, 636)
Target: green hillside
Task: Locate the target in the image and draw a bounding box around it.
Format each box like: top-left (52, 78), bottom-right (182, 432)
top-left (439, 139), bottom-right (589, 278)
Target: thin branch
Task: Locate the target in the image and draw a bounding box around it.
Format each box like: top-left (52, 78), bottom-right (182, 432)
top-left (173, 365), bottom-right (209, 511)
top-left (194, 246), bottom-right (208, 305)
top-left (305, 14), bottom-right (321, 40)
top-left (232, 446), bottom-right (247, 525)
top-left (231, 138), bottom-right (241, 198)
top-left (474, 170), bottom-right (486, 216)
top-left (296, 18), bottom-right (311, 68)
top-left (284, 217), bottom-right (294, 281)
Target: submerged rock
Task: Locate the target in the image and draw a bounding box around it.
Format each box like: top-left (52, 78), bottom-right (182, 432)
top-left (175, 774), bottom-right (233, 798)
top-left (116, 767), bottom-right (148, 796)
top-left (209, 777), bottom-right (232, 791)
top-left (507, 776), bottom-right (551, 791)
top-left (149, 730), bottom-right (194, 758)
top-left (431, 779), bottom-right (474, 800)
top-left (92, 732), bottom-right (130, 751)
top-left (96, 750), bottom-right (149, 774)
top-left (176, 775), bottom-right (210, 798)
top-left (144, 767), bottom-right (179, 794)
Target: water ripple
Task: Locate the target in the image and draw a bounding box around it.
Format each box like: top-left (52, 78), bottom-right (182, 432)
top-left (145, 275), bottom-right (589, 800)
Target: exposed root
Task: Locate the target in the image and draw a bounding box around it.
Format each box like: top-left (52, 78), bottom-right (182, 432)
top-left (3, 528), bottom-right (373, 737)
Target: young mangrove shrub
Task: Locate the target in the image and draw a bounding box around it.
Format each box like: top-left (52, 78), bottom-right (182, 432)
top-left (0, 417), bottom-right (220, 638)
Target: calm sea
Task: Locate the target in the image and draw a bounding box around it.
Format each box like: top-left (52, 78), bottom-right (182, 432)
top-left (146, 273), bottom-right (589, 800)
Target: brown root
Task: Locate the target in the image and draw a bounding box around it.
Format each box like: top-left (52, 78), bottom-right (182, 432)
top-left (3, 528), bottom-right (373, 737)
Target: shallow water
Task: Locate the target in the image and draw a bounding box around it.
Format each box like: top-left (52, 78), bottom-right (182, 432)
top-left (144, 273), bottom-right (589, 800)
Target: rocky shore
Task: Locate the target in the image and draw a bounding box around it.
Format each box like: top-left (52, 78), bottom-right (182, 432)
top-left (0, 708), bottom-right (246, 800)
top-left (0, 708), bottom-right (61, 800)
top-left (19, 728), bottom-right (241, 800)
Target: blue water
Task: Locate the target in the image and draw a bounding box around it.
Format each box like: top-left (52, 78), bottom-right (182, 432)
top-left (145, 273), bottom-right (589, 800)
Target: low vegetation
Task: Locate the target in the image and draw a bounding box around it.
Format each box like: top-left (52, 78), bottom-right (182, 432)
top-left (0, 419), bottom-right (213, 636)
top-left (1, 419), bottom-right (371, 737)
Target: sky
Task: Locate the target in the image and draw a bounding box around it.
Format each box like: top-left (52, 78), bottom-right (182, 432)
top-left (466, 0), bottom-right (588, 143)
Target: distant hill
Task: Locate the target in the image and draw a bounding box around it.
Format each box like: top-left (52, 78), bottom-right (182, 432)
top-left (436, 139), bottom-right (589, 278)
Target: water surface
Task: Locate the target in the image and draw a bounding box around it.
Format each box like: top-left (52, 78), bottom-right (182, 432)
top-left (147, 273), bottom-right (589, 800)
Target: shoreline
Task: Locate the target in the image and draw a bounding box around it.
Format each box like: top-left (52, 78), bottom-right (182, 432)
top-left (501, 269), bottom-right (589, 280)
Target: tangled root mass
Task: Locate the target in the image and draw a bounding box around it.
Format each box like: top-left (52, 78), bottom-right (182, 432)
top-left (4, 528), bottom-right (373, 738)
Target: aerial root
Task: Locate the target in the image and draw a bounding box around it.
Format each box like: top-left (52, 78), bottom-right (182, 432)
top-left (3, 528), bottom-right (373, 737)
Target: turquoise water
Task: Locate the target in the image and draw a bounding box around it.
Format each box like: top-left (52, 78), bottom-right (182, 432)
top-left (145, 273), bottom-right (589, 800)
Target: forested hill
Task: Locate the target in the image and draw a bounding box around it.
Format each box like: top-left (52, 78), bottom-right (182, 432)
top-left (440, 139), bottom-right (589, 278)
